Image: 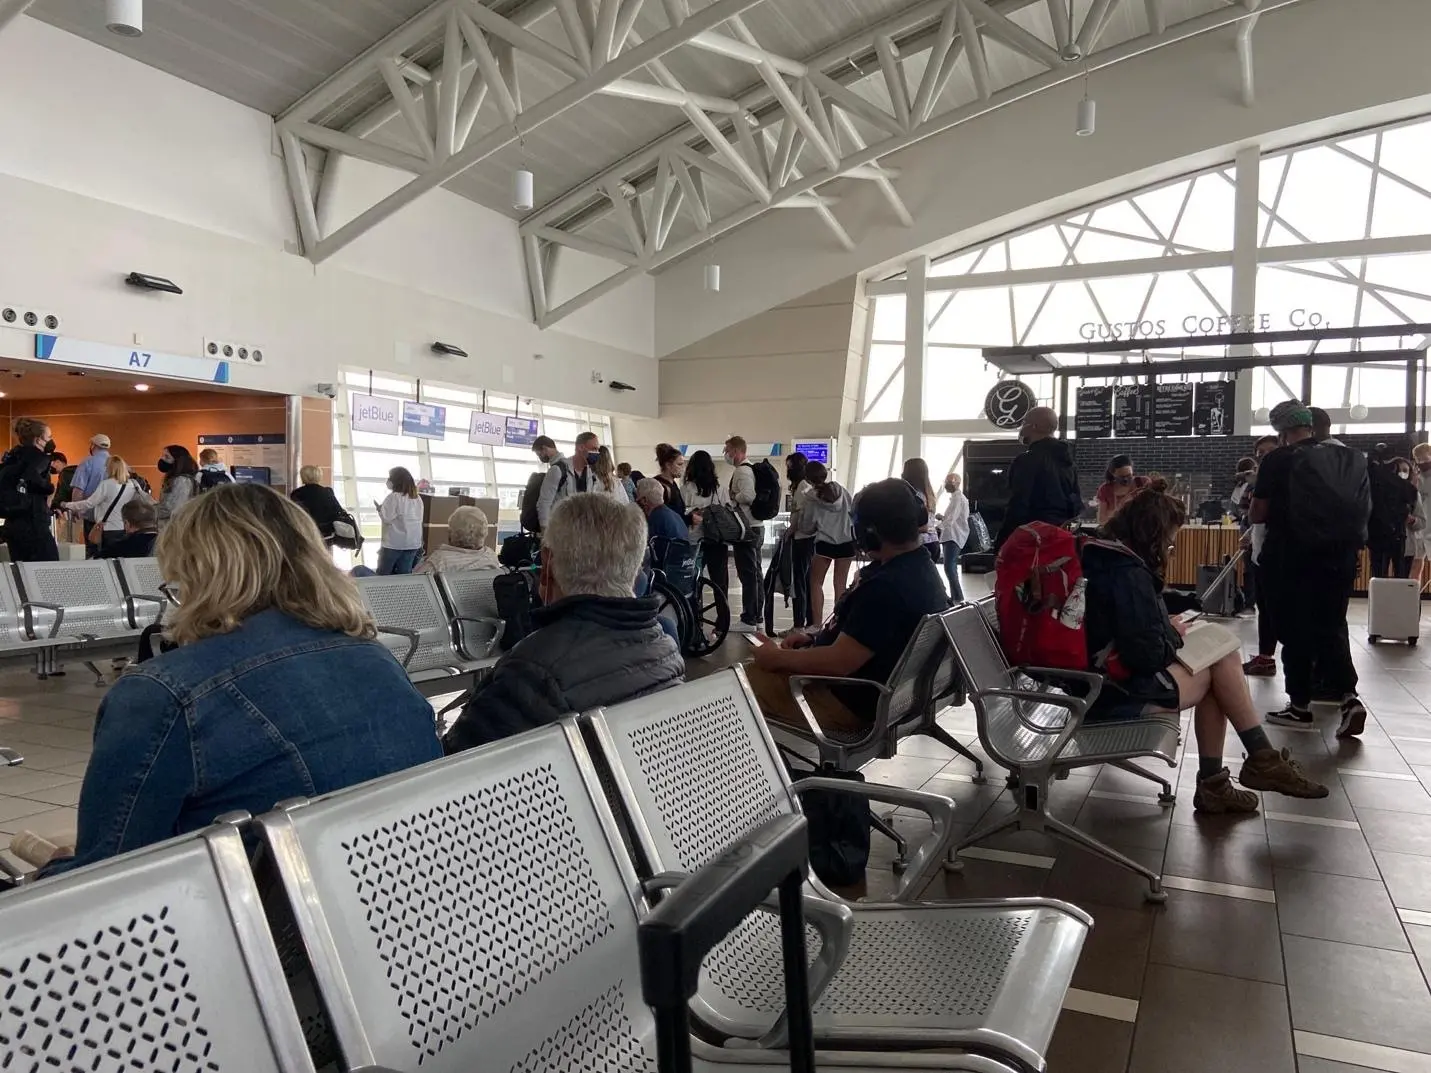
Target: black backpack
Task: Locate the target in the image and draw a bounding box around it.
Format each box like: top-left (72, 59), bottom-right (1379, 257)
top-left (786, 758), bottom-right (870, 888)
top-left (494, 569), bottom-right (541, 651)
top-left (199, 468), bottom-right (233, 493)
top-left (1288, 442), bottom-right (1371, 549)
top-left (0, 459), bottom-right (29, 518)
top-left (748, 460), bottom-right (782, 522)
top-left (518, 462), bottom-right (569, 533)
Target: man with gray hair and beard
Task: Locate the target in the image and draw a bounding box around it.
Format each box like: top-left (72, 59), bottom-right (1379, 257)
top-left (441, 493), bottom-right (684, 752)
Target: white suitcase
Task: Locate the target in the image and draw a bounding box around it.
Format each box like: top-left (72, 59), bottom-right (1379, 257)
top-left (1368, 576), bottom-right (1421, 645)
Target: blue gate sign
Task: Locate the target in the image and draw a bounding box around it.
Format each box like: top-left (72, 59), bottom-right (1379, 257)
top-left (401, 400), bottom-right (447, 440)
top-left (504, 416), bottom-right (539, 447)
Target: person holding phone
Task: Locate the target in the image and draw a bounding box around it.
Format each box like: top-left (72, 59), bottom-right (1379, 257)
top-left (374, 466), bottom-right (424, 574)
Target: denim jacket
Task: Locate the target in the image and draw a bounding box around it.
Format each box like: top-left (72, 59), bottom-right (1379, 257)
top-left (42, 609), bottom-right (441, 878)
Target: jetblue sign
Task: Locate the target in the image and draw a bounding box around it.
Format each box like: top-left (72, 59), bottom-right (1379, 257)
top-left (468, 412), bottom-right (506, 446)
top-left (35, 334), bottom-right (229, 383)
top-left (350, 393), bottom-right (401, 435)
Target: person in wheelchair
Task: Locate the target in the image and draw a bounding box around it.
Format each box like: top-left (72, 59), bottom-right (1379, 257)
top-left (442, 494), bottom-right (683, 753)
top-left (746, 478), bottom-right (950, 737)
top-left (635, 477), bottom-right (687, 542)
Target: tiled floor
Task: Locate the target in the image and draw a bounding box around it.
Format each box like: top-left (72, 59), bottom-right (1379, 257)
top-left (5, 575), bottom-right (1431, 1072)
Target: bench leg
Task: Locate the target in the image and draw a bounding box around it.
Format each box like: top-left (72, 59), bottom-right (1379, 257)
top-left (82, 660), bottom-right (107, 688)
top-left (924, 726), bottom-right (986, 784)
top-left (1045, 814), bottom-right (1166, 903)
top-left (1109, 759), bottom-right (1177, 806)
top-left (870, 810), bottom-right (910, 873)
top-left (943, 810), bottom-right (1022, 872)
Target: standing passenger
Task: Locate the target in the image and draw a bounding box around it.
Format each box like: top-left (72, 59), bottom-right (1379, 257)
top-left (937, 472), bottom-right (970, 602)
top-left (805, 462), bottom-right (855, 628)
top-left (155, 445), bottom-right (200, 529)
top-left (0, 417), bottom-right (59, 562)
top-left (995, 406), bottom-right (1083, 548)
top-left (375, 466), bottom-right (424, 574)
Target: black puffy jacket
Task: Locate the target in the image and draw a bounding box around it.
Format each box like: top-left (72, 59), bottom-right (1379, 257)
top-left (442, 593), bottom-right (684, 753)
top-left (1081, 540), bottom-right (1182, 707)
top-left (995, 437), bottom-right (1083, 547)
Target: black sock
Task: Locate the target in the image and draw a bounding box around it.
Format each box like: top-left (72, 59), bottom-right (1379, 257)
top-left (1238, 725), bottom-right (1272, 754)
top-left (1198, 756), bottom-right (1225, 781)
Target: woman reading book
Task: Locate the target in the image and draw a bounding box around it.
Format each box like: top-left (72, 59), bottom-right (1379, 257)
top-left (1081, 481), bottom-right (1328, 813)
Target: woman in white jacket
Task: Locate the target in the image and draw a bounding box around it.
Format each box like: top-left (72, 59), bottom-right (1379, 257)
top-left (937, 472), bottom-right (970, 601)
top-left (63, 454), bottom-right (142, 556)
top-left (375, 466), bottom-right (424, 574)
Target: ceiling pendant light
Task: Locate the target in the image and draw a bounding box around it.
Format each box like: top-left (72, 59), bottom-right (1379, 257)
top-left (106, 0), bottom-right (143, 37)
top-left (704, 263), bottom-right (721, 292)
top-left (512, 167), bottom-right (533, 213)
top-left (1075, 64), bottom-right (1095, 137)
top-left (1350, 403), bottom-right (1369, 420)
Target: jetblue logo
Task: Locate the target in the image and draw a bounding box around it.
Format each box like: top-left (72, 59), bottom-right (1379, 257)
top-left (472, 418), bottom-right (503, 436)
top-left (358, 401), bottom-right (396, 423)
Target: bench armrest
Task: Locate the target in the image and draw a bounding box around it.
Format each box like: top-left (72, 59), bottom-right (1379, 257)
top-left (454, 614), bottom-right (505, 660)
top-left (642, 868), bottom-right (853, 1042)
top-left (977, 687), bottom-right (1089, 761)
top-left (20, 601), bottom-right (64, 640)
top-left (787, 675), bottom-right (889, 753)
top-left (375, 625), bottom-right (421, 668)
top-left (124, 593), bottom-right (167, 628)
top-left (791, 777), bottom-right (958, 903)
top-left (1018, 665), bottom-right (1105, 705)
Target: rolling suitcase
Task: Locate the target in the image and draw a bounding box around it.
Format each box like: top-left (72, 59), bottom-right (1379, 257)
top-left (1368, 576), bottom-right (1420, 645)
top-left (1196, 550), bottom-right (1244, 617)
top-left (640, 814), bottom-right (816, 1073)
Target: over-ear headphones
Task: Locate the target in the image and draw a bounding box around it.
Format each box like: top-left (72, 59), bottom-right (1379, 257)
top-left (852, 479), bottom-right (928, 552)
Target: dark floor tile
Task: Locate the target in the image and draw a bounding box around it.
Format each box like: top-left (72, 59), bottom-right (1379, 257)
top-left (1282, 934), bottom-right (1431, 1052)
top-left (1332, 743), bottom-right (1414, 775)
top-left (1043, 839), bottom-right (1166, 912)
top-left (1261, 724), bottom-right (1332, 756)
top-left (1265, 819), bottom-right (1379, 880)
top-left (1341, 772), bottom-right (1431, 814)
top-left (1161, 823), bottom-right (1273, 889)
top-left (1093, 764), bottom-right (1179, 798)
top-left (1258, 779), bottom-right (1358, 821)
top-left (1074, 796), bottom-right (1175, 853)
top-left (1128, 964), bottom-right (1295, 1073)
top-left (861, 754), bottom-right (947, 788)
top-left (1169, 801), bottom-right (1266, 835)
top-left (1273, 868), bottom-right (1409, 951)
top-left (1149, 889), bottom-right (1284, 984)
top-left (1046, 1009), bottom-right (1134, 1073)
top-left (1375, 849), bottom-right (1431, 913)
top-left (924, 854), bottom-right (1049, 900)
top-left (1069, 901), bottom-right (1156, 1000)
top-left (1357, 806), bottom-right (1431, 856)
top-left (919, 772), bottom-right (1007, 819)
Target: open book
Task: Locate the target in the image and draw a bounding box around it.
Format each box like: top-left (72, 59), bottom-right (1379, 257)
top-left (1175, 621), bottom-right (1242, 674)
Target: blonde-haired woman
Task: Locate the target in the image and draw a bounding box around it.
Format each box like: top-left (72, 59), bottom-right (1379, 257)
top-left (34, 483), bottom-right (441, 879)
top-left (592, 445), bottom-right (630, 503)
top-left (62, 454), bottom-right (141, 555)
top-left (417, 506), bottom-right (499, 573)
top-left (290, 464), bottom-right (347, 542)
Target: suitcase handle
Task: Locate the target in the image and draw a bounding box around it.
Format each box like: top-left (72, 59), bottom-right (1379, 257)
top-left (638, 813), bottom-right (815, 1073)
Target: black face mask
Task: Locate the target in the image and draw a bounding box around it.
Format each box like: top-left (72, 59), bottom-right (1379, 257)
top-left (157, 458), bottom-right (174, 473)
top-left (41, 440), bottom-right (55, 455)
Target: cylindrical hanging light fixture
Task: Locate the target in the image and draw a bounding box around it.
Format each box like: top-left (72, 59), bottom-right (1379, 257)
top-left (106, 0), bottom-right (143, 36)
top-left (704, 263), bottom-right (721, 292)
top-left (1254, 406), bottom-right (1271, 424)
top-left (1076, 95), bottom-right (1096, 137)
top-left (512, 167), bottom-right (534, 212)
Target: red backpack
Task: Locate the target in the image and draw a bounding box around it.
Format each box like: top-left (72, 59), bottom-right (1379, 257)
top-left (994, 522), bottom-right (1089, 671)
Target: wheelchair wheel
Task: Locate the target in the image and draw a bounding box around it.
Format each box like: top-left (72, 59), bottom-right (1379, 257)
top-left (684, 578), bottom-right (730, 657)
top-left (652, 576), bottom-right (694, 653)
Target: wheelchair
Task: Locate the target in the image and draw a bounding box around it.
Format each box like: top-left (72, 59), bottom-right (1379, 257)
top-left (647, 536), bottom-right (730, 658)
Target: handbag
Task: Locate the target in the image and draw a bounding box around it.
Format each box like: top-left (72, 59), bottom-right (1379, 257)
top-left (701, 501), bottom-right (748, 544)
top-left (786, 758), bottom-right (871, 888)
top-left (88, 481), bottom-right (133, 547)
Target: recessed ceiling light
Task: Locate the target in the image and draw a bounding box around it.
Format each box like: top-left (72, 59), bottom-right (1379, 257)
top-left (134, 383), bottom-right (150, 392)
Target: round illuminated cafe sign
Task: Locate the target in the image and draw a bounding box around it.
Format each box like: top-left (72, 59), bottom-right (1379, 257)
top-left (983, 381), bottom-right (1036, 429)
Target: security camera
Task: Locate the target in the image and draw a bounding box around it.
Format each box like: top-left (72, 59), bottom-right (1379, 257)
top-left (315, 383), bottom-right (337, 399)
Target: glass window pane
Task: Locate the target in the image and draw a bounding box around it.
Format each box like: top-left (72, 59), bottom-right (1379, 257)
top-left (853, 436), bottom-right (901, 489)
top-left (871, 295), bottom-right (906, 341)
top-left (862, 344), bottom-right (904, 422)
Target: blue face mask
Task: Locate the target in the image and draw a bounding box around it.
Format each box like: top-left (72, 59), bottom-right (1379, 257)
top-left (587, 451), bottom-right (600, 466)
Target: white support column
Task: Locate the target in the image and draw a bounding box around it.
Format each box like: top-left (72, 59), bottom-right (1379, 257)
top-left (903, 255), bottom-right (929, 459)
top-left (1231, 144), bottom-right (1260, 434)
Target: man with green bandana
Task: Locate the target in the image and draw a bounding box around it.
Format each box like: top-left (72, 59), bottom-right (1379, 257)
top-left (1250, 400), bottom-right (1371, 737)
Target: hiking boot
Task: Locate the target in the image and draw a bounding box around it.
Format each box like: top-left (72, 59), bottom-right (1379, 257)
top-left (1193, 769), bottom-right (1260, 813)
top-left (1243, 655), bottom-right (1276, 677)
top-left (1267, 704), bottom-right (1313, 727)
top-left (1239, 747), bottom-right (1328, 798)
top-left (1336, 695), bottom-right (1368, 739)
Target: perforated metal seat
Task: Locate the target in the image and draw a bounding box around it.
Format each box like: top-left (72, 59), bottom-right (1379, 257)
top-left (432, 568), bottom-right (504, 663)
top-left (15, 559), bottom-right (144, 642)
top-left (589, 669), bottom-right (1091, 1073)
top-left (354, 573), bottom-right (482, 686)
top-left (944, 600), bottom-right (1181, 902)
top-left (253, 723), bottom-right (993, 1073)
top-left (114, 555), bottom-right (172, 629)
top-left (0, 821), bottom-right (316, 1073)
top-left (0, 562), bottom-right (63, 663)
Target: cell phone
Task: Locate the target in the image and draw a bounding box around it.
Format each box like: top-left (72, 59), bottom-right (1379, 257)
top-left (1178, 609), bottom-right (1203, 625)
top-left (745, 633), bottom-right (766, 647)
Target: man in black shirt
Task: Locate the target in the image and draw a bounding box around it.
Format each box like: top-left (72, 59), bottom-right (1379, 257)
top-left (746, 478), bottom-right (950, 734)
top-left (995, 406), bottom-right (1083, 548)
top-left (1252, 400), bottom-right (1369, 737)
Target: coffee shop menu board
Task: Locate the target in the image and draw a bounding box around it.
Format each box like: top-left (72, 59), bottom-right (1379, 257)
top-left (1112, 384), bottom-right (1151, 438)
top-left (1075, 386), bottom-right (1113, 439)
top-left (1193, 380), bottom-right (1234, 436)
top-left (1152, 382), bottom-right (1194, 437)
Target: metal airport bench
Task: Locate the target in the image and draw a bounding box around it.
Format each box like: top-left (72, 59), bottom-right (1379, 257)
top-left (588, 667), bottom-right (1092, 1073)
top-left (941, 600), bottom-right (1180, 902)
top-left (353, 573), bottom-right (497, 697)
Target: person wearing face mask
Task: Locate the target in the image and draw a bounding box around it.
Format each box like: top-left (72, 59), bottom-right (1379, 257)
top-left (0, 417), bottom-right (60, 562)
top-left (937, 472), bottom-right (970, 601)
top-left (653, 443), bottom-right (686, 511)
top-left (1366, 444), bottom-right (1416, 579)
top-left (535, 430), bottom-right (600, 532)
top-left (1095, 454), bottom-right (1149, 526)
top-left (994, 406), bottom-right (1083, 549)
top-left (155, 445), bottom-right (201, 530)
top-left (1408, 444), bottom-right (1431, 590)
top-left (374, 466), bottom-right (425, 574)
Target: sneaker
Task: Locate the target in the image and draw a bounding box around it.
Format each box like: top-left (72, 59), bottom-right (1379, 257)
top-left (1193, 769), bottom-right (1259, 814)
top-left (1267, 704), bottom-right (1313, 727)
top-left (1238, 747), bottom-right (1329, 798)
top-left (1336, 695), bottom-right (1368, 739)
top-left (1242, 655), bottom-right (1276, 677)
top-left (729, 621), bottom-right (757, 635)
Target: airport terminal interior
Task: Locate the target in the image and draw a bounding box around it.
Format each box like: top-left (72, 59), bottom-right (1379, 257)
top-left (3, 0), bottom-right (1431, 1071)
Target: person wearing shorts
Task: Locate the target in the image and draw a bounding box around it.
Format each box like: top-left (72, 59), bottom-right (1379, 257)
top-left (802, 462), bottom-right (854, 627)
